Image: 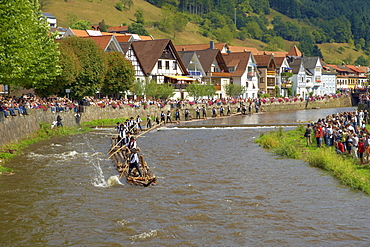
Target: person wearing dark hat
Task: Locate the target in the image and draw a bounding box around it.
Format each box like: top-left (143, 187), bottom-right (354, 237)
top-left (128, 148), bottom-right (142, 177)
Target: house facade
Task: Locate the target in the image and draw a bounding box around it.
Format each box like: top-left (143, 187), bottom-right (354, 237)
top-left (254, 54), bottom-right (277, 96)
top-left (222, 51), bottom-right (259, 98)
top-left (274, 56), bottom-right (292, 97)
top-left (129, 39), bottom-right (190, 99)
top-left (290, 58), bottom-right (309, 98)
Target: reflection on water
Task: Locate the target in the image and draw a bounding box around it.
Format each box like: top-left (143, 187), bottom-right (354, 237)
top-left (1, 107), bottom-right (370, 246)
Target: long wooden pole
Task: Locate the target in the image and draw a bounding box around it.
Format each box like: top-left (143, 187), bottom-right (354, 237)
top-left (107, 121), bottom-right (163, 160)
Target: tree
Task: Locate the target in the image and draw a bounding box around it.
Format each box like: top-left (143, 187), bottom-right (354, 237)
top-left (145, 81), bottom-right (174, 99)
top-left (173, 12), bottom-right (188, 38)
top-left (186, 83), bottom-right (204, 99)
top-left (134, 9), bottom-right (145, 24)
top-left (204, 82), bottom-right (217, 98)
top-left (37, 41), bottom-right (82, 97)
top-left (354, 55), bottom-right (370, 66)
top-left (131, 79), bottom-right (145, 97)
top-left (101, 51), bottom-right (135, 97)
top-left (224, 84), bottom-right (247, 97)
top-left (71, 20), bottom-right (92, 30)
top-left (57, 36), bottom-right (107, 98)
top-left (0, 0), bottom-right (60, 90)
top-left (122, 0), bottom-right (133, 10)
top-left (128, 23), bottom-right (149, 36)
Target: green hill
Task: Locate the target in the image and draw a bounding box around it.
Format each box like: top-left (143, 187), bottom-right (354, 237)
top-left (43, 0), bottom-right (369, 64)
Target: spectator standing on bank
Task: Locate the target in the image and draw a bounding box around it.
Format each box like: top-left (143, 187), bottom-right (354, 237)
top-left (304, 124), bottom-right (312, 146)
top-left (358, 138), bottom-right (366, 165)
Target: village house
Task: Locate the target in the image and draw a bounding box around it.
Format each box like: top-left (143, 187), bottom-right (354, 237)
top-left (222, 51), bottom-right (259, 98)
top-left (178, 48), bottom-right (231, 99)
top-left (289, 58), bottom-right (308, 98)
top-left (274, 56), bottom-right (292, 97)
top-left (120, 39), bottom-right (191, 99)
top-left (289, 57), bottom-right (323, 97)
top-left (254, 54), bottom-right (277, 96)
top-left (346, 65), bottom-right (367, 88)
top-left (326, 64), bottom-right (352, 91)
top-left (321, 62), bottom-right (337, 95)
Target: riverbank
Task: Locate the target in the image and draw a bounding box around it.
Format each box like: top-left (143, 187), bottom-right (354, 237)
top-left (0, 122), bottom-right (92, 174)
top-left (255, 125), bottom-right (370, 194)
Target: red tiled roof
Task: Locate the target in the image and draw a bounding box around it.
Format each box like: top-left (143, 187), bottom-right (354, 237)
top-left (287, 45), bottom-right (302, 57)
top-left (222, 52), bottom-right (252, 77)
top-left (228, 46), bottom-right (260, 54)
top-left (83, 35), bottom-right (112, 50)
top-left (254, 54), bottom-right (274, 67)
top-left (174, 43), bottom-right (227, 52)
top-left (115, 35), bottom-right (131, 42)
top-left (346, 65), bottom-right (366, 73)
top-left (70, 29), bottom-right (90, 37)
top-left (132, 39), bottom-right (187, 76)
top-left (107, 26), bottom-right (129, 33)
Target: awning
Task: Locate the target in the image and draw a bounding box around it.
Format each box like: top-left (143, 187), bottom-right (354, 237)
top-left (165, 75), bottom-right (196, 81)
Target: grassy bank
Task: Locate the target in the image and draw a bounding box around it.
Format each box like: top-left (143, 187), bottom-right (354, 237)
top-left (0, 122), bottom-right (92, 174)
top-left (255, 125), bottom-right (370, 194)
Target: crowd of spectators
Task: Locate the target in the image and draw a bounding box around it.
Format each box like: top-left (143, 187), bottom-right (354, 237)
top-left (0, 92), bottom-right (349, 119)
top-left (305, 109), bottom-right (370, 165)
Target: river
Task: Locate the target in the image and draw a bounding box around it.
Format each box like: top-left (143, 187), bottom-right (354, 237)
top-left (1, 107), bottom-right (370, 246)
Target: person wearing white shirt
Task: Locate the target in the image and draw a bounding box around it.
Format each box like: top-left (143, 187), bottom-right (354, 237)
top-left (128, 148), bottom-right (142, 177)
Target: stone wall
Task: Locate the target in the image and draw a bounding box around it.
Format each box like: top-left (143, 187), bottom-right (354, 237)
top-left (0, 96), bottom-right (352, 146)
top-left (261, 96), bottom-right (352, 112)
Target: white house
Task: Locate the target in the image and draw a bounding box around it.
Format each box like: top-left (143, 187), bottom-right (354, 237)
top-left (42, 13), bottom-right (57, 28)
top-left (223, 51), bottom-right (259, 98)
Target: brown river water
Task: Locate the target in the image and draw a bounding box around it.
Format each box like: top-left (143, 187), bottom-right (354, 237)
top-left (1, 107), bottom-right (370, 246)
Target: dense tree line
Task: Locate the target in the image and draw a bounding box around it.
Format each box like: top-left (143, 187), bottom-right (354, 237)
top-left (146, 0), bottom-right (370, 57)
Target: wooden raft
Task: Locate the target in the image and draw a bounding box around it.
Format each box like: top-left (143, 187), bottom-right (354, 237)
top-left (108, 137), bottom-right (157, 187)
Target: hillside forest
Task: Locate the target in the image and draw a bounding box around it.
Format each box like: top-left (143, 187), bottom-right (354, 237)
top-left (43, 0), bottom-right (370, 65)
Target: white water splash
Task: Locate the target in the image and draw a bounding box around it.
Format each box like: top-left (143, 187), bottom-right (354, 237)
top-left (130, 230), bottom-right (158, 242)
top-left (27, 150), bottom-right (79, 160)
top-left (91, 162), bottom-right (123, 187)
